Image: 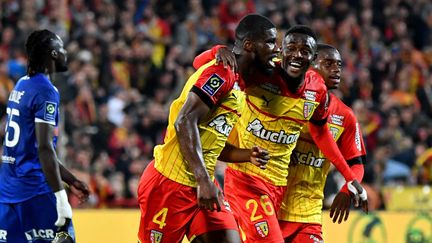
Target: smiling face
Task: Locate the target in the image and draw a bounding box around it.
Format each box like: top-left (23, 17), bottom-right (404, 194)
top-left (281, 33), bottom-right (317, 78)
top-left (315, 48), bottom-right (342, 90)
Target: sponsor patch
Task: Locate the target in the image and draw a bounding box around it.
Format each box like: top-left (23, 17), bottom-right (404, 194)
top-left (330, 114), bottom-right (344, 126)
top-left (255, 221), bottom-right (269, 238)
top-left (355, 122), bottom-right (362, 151)
top-left (303, 102), bottom-right (315, 119)
top-left (202, 73), bottom-right (225, 96)
top-left (304, 90), bottom-right (317, 101)
top-left (44, 101), bottom-right (57, 121)
top-left (247, 119), bottom-right (299, 144)
top-left (150, 230), bottom-right (163, 243)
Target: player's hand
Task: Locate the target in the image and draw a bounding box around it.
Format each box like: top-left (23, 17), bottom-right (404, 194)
top-left (54, 189), bottom-right (73, 227)
top-left (197, 179), bottom-right (224, 212)
top-left (250, 145), bottom-right (269, 170)
top-left (347, 180), bottom-right (369, 213)
top-left (70, 179), bottom-right (90, 203)
top-left (215, 47), bottom-right (237, 71)
top-left (329, 191), bottom-right (351, 224)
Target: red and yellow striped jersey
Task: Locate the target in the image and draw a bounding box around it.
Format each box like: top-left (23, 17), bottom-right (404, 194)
top-left (228, 67), bottom-right (329, 186)
top-left (154, 60), bottom-right (245, 187)
top-left (279, 94), bottom-right (366, 223)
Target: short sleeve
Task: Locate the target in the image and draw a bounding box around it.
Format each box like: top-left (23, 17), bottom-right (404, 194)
top-left (33, 85), bottom-right (60, 126)
top-left (337, 112), bottom-right (366, 160)
top-left (192, 64), bottom-right (234, 106)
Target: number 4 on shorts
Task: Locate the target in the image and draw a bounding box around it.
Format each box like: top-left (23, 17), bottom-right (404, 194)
top-left (152, 208), bottom-right (168, 229)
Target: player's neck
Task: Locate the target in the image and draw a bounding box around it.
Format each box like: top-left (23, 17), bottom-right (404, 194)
top-left (281, 70), bottom-right (304, 93)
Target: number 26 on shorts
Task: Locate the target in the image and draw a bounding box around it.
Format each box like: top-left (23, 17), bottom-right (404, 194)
top-left (246, 195), bottom-right (274, 222)
top-left (152, 208), bottom-right (168, 229)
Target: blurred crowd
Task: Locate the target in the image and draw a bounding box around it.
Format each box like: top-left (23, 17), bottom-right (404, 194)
top-left (0, 0), bottom-right (432, 210)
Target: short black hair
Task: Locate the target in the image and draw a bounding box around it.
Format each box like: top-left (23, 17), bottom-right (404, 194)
top-left (25, 29), bottom-right (58, 74)
top-left (235, 14), bottom-right (275, 41)
top-left (317, 43), bottom-right (337, 52)
top-left (284, 25), bottom-right (317, 41)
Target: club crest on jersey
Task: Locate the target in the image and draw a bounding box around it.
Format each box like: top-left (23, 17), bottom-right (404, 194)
top-left (209, 115), bottom-right (233, 137)
top-left (330, 127), bottom-right (340, 139)
top-left (202, 73), bottom-right (225, 96)
top-left (44, 101), bottom-right (57, 121)
top-left (150, 230), bottom-right (163, 243)
top-left (303, 102), bottom-right (315, 119)
top-left (255, 221), bottom-right (269, 238)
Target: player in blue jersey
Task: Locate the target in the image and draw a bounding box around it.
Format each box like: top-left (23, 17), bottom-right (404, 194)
top-left (0, 29), bottom-right (89, 243)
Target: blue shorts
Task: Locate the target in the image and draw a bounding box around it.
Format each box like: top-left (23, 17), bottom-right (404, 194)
top-left (0, 193), bottom-right (75, 242)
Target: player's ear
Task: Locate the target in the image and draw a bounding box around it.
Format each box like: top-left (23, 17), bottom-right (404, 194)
top-left (243, 39), bottom-right (254, 52)
top-left (51, 50), bottom-right (58, 59)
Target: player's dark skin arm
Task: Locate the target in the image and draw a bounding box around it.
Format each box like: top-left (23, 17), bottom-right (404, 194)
top-left (59, 164), bottom-right (90, 202)
top-left (218, 143), bottom-right (269, 169)
top-left (35, 122), bottom-right (63, 192)
top-left (174, 91), bottom-right (223, 212)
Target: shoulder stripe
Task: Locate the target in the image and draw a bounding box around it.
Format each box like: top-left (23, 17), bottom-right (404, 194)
top-left (35, 118), bottom-right (56, 126)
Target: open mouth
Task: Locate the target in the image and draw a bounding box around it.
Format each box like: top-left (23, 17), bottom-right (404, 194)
top-left (287, 60), bottom-right (304, 73)
top-left (268, 55), bottom-right (279, 68)
top-left (329, 74), bottom-right (341, 83)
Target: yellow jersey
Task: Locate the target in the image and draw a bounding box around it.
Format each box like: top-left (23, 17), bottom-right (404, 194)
top-left (228, 67), bottom-right (329, 186)
top-left (154, 60), bottom-right (245, 187)
top-left (279, 94), bottom-right (366, 223)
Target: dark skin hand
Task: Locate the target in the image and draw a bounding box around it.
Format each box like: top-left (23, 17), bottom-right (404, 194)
top-left (215, 47), bottom-right (237, 71)
top-left (175, 92), bottom-right (223, 212)
top-left (60, 164), bottom-right (90, 203)
top-left (329, 191), bottom-right (351, 224)
top-left (218, 143), bottom-right (269, 169)
top-left (36, 123), bottom-right (90, 202)
top-left (350, 180), bottom-right (369, 213)
top-left (330, 181), bottom-right (369, 224)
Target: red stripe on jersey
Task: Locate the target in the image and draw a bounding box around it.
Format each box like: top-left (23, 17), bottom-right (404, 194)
top-left (220, 104), bottom-right (241, 116)
top-left (246, 98), bottom-right (306, 124)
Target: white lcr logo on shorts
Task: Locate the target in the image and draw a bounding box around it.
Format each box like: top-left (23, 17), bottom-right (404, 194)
top-left (25, 229), bottom-right (55, 241)
top-left (0, 230), bottom-right (7, 242)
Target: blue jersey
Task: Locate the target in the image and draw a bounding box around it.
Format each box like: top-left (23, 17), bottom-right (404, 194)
top-left (0, 73), bottom-right (60, 203)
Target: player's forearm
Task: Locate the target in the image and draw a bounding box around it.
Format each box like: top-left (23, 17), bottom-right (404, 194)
top-left (39, 146), bottom-right (64, 192)
top-left (218, 143), bottom-right (251, 163)
top-left (59, 163), bottom-right (77, 186)
top-left (175, 115), bottom-right (211, 183)
top-left (309, 123), bottom-right (355, 181)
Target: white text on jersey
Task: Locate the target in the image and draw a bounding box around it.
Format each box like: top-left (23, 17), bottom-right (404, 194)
top-left (8, 90), bottom-right (25, 104)
top-left (247, 119), bottom-right (299, 144)
top-left (208, 115), bottom-right (233, 137)
top-left (294, 151), bottom-right (325, 168)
